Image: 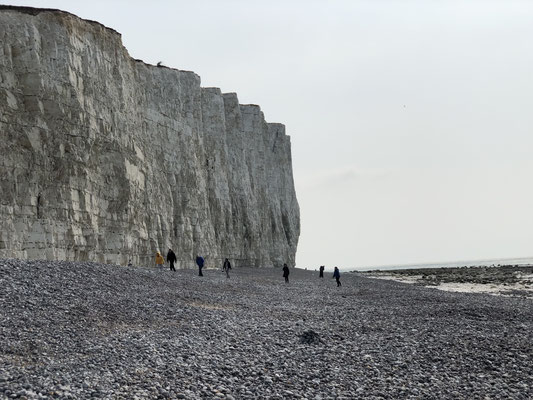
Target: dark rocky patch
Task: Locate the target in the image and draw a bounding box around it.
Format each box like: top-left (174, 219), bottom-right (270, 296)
top-left (367, 264), bottom-right (533, 288)
top-left (299, 330), bottom-right (322, 345)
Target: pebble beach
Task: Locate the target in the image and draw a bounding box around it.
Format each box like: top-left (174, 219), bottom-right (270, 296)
top-left (1, 259), bottom-right (533, 399)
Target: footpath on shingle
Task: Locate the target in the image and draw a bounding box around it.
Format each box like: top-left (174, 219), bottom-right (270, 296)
top-left (1, 259), bottom-right (532, 399)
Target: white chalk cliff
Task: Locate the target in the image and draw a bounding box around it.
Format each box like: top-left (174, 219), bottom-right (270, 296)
top-left (0, 6), bottom-right (300, 268)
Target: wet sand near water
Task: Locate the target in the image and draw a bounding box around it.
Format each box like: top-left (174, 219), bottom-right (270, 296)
top-left (363, 264), bottom-right (533, 297)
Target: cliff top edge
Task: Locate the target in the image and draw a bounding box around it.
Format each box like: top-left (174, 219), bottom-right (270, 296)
top-left (0, 5), bottom-right (199, 75)
top-left (0, 4), bottom-right (286, 129)
top-left (0, 5), bottom-right (121, 36)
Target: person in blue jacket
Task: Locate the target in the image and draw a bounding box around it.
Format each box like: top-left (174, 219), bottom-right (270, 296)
top-left (196, 255), bottom-right (205, 276)
top-left (333, 267), bottom-right (341, 287)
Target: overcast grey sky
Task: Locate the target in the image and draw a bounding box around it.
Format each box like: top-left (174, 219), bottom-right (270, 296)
top-left (6, 0), bottom-right (533, 269)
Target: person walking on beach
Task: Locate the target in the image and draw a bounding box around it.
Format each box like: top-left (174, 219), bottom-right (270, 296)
top-left (167, 248), bottom-right (177, 271)
top-left (282, 263), bottom-right (290, 283)
top-left (222, 258), bottom-right (232, 278)
top-left (196, 255), bottom-right (205, 277)
top-left (155, 251), bottom-right (165, 270)
top-left (333, 266), bottom-right (341, 287)
top-left (319, 265), bottom-right (325, 278)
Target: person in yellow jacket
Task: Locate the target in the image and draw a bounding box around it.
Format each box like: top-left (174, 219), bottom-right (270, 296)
top-left (155, 251), bottom-right (165, 270)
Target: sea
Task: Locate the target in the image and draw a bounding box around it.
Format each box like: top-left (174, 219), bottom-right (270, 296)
top-left (352, 256), bottom-right (533, 272)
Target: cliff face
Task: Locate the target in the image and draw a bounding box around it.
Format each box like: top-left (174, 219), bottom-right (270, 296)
top-left (0, 6), bottom-right (300, 268)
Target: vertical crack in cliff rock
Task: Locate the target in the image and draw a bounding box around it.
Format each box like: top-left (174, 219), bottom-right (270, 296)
top-left (0, 6), bottom-right (300, 268)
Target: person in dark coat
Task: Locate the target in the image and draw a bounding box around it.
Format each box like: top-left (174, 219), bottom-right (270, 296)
top-left (333, 267), bottom-right (341, 287)
top-left (196, 255), bottom-right (205, 276)
top-left (222, 258), bottom-right (232, 278)
top-left (167, 249), bottom-right (177, 271)
top-left (319, 265), bottom-right (325, 278)
top-left (282, 263), bottom-right (290, 283)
